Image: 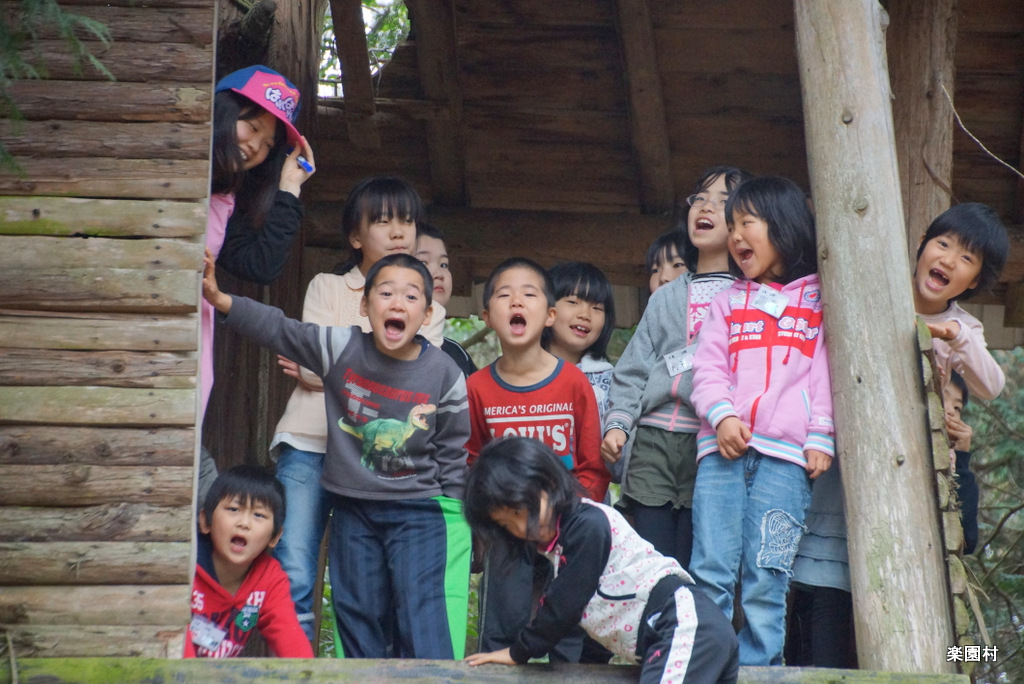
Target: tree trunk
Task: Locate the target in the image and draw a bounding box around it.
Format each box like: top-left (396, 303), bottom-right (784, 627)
top-left (793, 0), bottom-right (956, 673)
top-left (888, 0), bottom-right (958, 253)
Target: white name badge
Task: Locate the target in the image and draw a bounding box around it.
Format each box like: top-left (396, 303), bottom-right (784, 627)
top-left (190, 615), bottom-right (227, 651)
top-left (664, 344), bottom-right (697, 376)
top-left (752, 284), bottom-right (789, 319)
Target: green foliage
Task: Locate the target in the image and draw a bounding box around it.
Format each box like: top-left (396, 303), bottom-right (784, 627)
top-left (961, 347), bottom-right (1024, 684)
top-left (0, 0), bottom-right (112, 170)
top-left (319, 1), bottom-right (410, 96)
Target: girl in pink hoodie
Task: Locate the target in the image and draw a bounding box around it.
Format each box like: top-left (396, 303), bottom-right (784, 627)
top-left (689, 176), bottom-right (834, 666)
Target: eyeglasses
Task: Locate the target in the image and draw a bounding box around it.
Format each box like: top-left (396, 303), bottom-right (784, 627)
top-left (686, 194), bottom-right (728, 210)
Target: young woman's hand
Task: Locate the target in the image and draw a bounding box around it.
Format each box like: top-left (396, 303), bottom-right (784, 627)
top-left (202, 247), bottom-right (232, 313)
top-left (716, 416), bottom-right (751, 459)
top-left (279, 135), bottom-right (316, 197)
top-left (465, 647), bottom-right (515, 667)
top-left (927, 320), bottom-right (961, 342)
top-left (600, 428), bottom-right (628, 464)
top-left (804, 449), bottom-right (832, 479)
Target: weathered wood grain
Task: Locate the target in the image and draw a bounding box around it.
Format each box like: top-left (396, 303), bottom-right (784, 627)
top-left (0, 503), bottom-right (192, 541)
top-left (0, 348), bottom-right (196, 388)
top-left (0, 196), bottom-right (207, 238)
top-left (0, 624), bottom-right (183, 658)
top-left (8, 4), bottom-right (215, 43)
top-left (0, 267), bottom-right (198, 312)
top-left (0, 235), bottom-right (202, 271)
top-left (5, 80), bottom-right (210, 123)
top-left (0, 120), bottom-right (211, 160)
top-left (0, 158), bottom-right (210, 200)
top-left (0, 584), bottom-right (190, 625)
top-left (16, 40), bottom-right (212, 82)
top-left (0, 310), bottom-right (198, 351)
top-left (0, 465), bottom-right (192, 506)
top-left (0, 387), bottom-right (195, 426)
top-left (0, 541), bottom-right (191, 585)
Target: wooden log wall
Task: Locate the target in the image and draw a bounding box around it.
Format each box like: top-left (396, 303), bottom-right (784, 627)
top-left (0, 0), bottom-right (215, 658)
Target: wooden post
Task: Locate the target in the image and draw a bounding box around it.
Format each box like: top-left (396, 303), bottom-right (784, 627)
top-left (888, 0), bottom-right (958, 253)
top-left (793, 1), bottom-right (956, 673)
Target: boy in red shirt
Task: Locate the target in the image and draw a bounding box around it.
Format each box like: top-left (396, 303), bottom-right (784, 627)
top-left (467, 257), bottom-right (609, 662)
top-left (187, 465), bottom-right (312, 658)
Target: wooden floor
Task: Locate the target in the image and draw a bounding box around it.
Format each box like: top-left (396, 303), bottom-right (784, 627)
top-left (0, 658), bottom-right (969, 683)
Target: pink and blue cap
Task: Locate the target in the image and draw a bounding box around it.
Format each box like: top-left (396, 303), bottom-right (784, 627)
top-left (215, 65), bottom-right (303, 146)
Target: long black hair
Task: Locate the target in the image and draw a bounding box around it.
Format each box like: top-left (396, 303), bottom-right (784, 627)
top-left (333, 176), bottom-right (424, 275)
top-left (542, 261), bottom-right (616, 360)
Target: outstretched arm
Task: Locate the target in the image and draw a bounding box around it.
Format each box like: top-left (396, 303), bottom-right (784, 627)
top-left (202, 248), bottom-right (233, 314)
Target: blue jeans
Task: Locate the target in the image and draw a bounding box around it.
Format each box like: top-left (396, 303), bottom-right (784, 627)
top-left (690, 450), bottom-right (811, 666)
top-left (272, 444), bottom-right (331, 642)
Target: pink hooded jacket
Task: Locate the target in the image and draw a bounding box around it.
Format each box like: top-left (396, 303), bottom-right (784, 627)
top-left (691, 274), bottom-right (835, 467)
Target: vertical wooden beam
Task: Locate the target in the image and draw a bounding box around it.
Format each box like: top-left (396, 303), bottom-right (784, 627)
top-left (888, 0), bottom-right (958, 254)
top-left (614, 0), bottom-right (674, 214)
top-left (405, 0), bottom-right (466, 206)
top-left (329, 0), bottom-right (381, 149)
top-left (794, 0), bottom-right (956, 674)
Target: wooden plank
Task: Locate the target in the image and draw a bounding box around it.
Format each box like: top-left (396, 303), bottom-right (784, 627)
top-left (0, 120), bottom-right (210, 159)
top-left (661, 72), bottom-right (803, 117)
top-left (0, 624), bottom-right (183, 658)
top-left (0, 658), bottom-right (973, 683)
top-left (463, 105), bottom-right (629, 145)
top-left (0, 267), bottom-right (198, 312)
top-left (6, 80), bottom-right (210, 123)
top-left (957, 0), bottom-right (1024, 32)
top-left (329, 0), bottom-right (380, 148)
top-left (0, 349), bottom-right (196, 388)
top-left (454, 0), bottom-right (617, 28)
top-left (651, 0), bottom-right (795, 30)
top-left (0, 311), bottom-right (198, 351)
top-left (654, 28), bottom-right (798, 76)
top-left (461, 68), bottom-right (626, 111)
top-left (406, 0), bottom-right (467, 205)
top-left (0, 426), bottom-right (195, 466)
top-left (0, 158), bottom-right (210, 200)
top-left (0, 465), bottom-right (192, 506)
top-left (0, 387), bottom-right (195, 426)
top-left (956, 33), bottom-right (1024, 74)
top-left (8, 5), bottom-right (215, 43)
top-left (0, 503), bottom-right (192, 542)
top-left (0, 196), bottom-right (207, 238)
top-left (0, 541), bottom-right (190, 585)
top-left (17, 40), bottom-right (212, 82)
top-left (458, 26), bottom-right (623, 75)
top-left (0, 584), bottom-right (190, 625)
top-left (0, 235), bottom-right (202, 270)
top-left (614, 0), bottom-right (673, 213)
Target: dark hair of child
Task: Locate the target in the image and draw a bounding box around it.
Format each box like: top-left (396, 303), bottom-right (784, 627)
top-left (202, 464), bottom-right (287, 539)
top-left (673, 165), bottom-right (754, 272)
top-left (949, 369), bottom-right (970, 408)
top-left (542, 261), bottom-right (616, 360)
top-left (463, 437), bottom-right (584, 553)
top-left (364, 253), bottom-right (435, 307)
top-left (481, 257), bottom-right (556, 308)
top-left (645, 230), bottom-right (689, 274)
top-left (417, 221), bottom-right (446, 241)
top-left (210, 90), bottom-right (289, 230)
top-left (915, 203), bottom-right (1009, 300)
top-left (333, 176), bottom-right (425, 275)
top-left (725, 175), bottom-right (817, 284)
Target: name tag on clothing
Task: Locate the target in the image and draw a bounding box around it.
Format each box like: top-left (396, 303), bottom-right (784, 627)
top-left (664, 345), bottom-right (697, 376)
top-left (190, 615), bottom-right (227, 651)
top-left (752, 284), bottom-right (788, 319)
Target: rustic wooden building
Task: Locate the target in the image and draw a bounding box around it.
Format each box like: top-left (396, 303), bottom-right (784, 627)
top-left (0, 0), bottom-right (1021, 667)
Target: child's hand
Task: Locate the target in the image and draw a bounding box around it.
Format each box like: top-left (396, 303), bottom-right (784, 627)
top-left (279, 135), bottom-right (316, 197)
top-left (601, 428), bottom-right (628, 464)
top-left (201, 248), bottom-right (232, 314)
top-left (716, 417), bottom-right (751, 459)
top-left (805, 449), bottom-right (832, 479)
top-left (278, 355), bottom-right (322, 392)
top-left (927, 320), bottom-right (961, 342)
top-left (945, 413), bottom-right (972, 451)
top-left (465, 647), bottom-right (515, 667)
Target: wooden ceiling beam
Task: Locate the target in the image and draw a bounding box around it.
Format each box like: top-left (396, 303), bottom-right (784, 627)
top-left (405, 0), bottom-right (466, 206)
top-left (329, 0), bottom-right (380, 149)
top-left (615, 0), bottom-right (674, 215)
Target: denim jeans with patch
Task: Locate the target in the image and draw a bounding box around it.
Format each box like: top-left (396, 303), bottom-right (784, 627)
top-left (272, 444), bottom-right (331, 642)
top-left (690, 449), bottom-right (811, 666)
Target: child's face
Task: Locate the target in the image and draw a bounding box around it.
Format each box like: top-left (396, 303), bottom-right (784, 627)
top-left (688, 174), bottom-right (732, 255)
top-left (351, 211), bottom-right (416, 271)
top-left (360, 265), bottom-right (433, 360)
top-left (729, 210), bottom-right (783, 284)
top-left (414, 235), bottom-right (453, 307)
top-left (649, 245), bottom-right (687, 293)
top-left (200, 495), bottom-right (281, 572)
top-left (550, 295), bottom-right (605, 361)
top-left (942, 381), bottom-right (965, 420)
top-left (913, 233), bottom-right (982, 315)
top-left (482, 266), bottom-right (556, 349)
top-left (236, 109), bottom-right (279, 170)
top-left (490, 492), bottom-right (555, 545)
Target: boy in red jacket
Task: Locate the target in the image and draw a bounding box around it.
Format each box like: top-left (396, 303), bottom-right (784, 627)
top-left (187, 465), bottom-right (312, 658)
